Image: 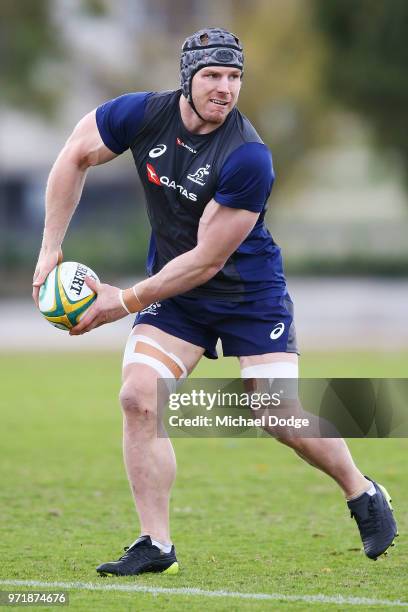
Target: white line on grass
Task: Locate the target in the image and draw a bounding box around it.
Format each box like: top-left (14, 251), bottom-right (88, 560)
top-left (0, 580), bottom-right (407, 607)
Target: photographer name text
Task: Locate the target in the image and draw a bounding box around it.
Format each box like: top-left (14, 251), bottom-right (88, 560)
top-left (168, 414), bottom-right (310, 429)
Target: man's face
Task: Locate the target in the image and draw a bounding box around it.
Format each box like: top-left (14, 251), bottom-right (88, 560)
top-left (191, 66), bottom-right (242, 124)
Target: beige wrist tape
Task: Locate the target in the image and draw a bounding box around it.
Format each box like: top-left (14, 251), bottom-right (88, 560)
top-left (121, 286), bottom-right (144, 314)
top-left (118, 290), bottom-right (131, 314)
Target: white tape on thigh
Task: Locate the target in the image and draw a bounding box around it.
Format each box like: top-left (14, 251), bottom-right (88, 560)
top-left (241, 361), bottom-right (299, 379)
top-left (241, 361), bottom-right (299, 400)
top-left (123, 333), bottom-right (187, 390)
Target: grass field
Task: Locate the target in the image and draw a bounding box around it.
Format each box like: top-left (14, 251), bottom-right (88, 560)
top-left (1, 352), bottom-right (407, 610)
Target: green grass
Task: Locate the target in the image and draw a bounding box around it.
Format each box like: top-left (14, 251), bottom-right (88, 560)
top-left (0, 352), bottom-right (407, 611)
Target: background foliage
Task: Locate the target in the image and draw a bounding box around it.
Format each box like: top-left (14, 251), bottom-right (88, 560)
top-left (1, 0), bottom-right (407, 290)
top-left (315, 0), bottom-right (408, 183)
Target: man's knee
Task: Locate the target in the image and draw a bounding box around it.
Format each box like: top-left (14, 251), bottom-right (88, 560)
top-left (119, 376), bottom-right (158, 420)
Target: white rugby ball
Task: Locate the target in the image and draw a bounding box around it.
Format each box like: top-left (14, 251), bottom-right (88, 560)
top-left (38, 261), bottom-right (99, 331)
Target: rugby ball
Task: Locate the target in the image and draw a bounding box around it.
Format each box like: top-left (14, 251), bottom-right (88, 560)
top-left (38, 261), bottom-right (99, 331)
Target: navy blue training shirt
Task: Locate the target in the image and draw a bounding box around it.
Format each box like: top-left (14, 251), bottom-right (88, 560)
top-left (96, 90), bottom-right (286, 301)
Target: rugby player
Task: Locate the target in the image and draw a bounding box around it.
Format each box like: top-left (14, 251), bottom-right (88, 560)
top-left (33, 28), bottom-right (397, 575)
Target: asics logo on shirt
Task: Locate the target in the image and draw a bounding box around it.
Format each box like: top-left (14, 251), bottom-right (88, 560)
top-left (149, 144), bottom-right (167, 158)
top-left (187, 164), bottom-right (211, 186)
top-left (146, 164), bottom-right (198, 201)
top-left (270, 322), bottom-right (285, 340)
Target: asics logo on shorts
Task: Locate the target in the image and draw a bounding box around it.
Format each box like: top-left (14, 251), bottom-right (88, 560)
top-left (270, 322), bottom-right (285, 340)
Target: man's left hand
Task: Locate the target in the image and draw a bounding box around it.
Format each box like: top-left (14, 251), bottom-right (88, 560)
top-left (69, 276), bottom-right (129, 335)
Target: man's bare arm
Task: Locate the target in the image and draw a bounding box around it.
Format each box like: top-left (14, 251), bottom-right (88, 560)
top-left (135, 199), bottom-right (259, 304)
top-left (70, 199), bottom-right (259, 334)
top-left (32, 110), bottom-right (117, 304)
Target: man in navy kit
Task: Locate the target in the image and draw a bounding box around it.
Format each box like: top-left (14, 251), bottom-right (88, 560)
top-left (33, 28), bottom-right (397, 575)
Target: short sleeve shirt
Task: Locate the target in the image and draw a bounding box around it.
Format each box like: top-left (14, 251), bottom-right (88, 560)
top-left (96, 90), bottom-right (286, 300)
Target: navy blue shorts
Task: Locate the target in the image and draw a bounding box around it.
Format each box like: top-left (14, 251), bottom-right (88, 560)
top-left (134, 293), bottom-right (299, 359)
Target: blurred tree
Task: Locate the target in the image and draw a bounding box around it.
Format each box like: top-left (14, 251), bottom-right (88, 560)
top-left (0, 0), bottom-right (61, 114)
top-left (315, 0), bottom-right (408, 182)
top-left (81, 0), bottom-right (108, 17)
top-left (230, 0), bottom-right (330, 185)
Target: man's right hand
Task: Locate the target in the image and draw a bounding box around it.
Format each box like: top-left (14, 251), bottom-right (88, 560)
top-left (32, 247), bottom-right (63, 307)
top-left (32, 109), bottom-right (118, 309)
